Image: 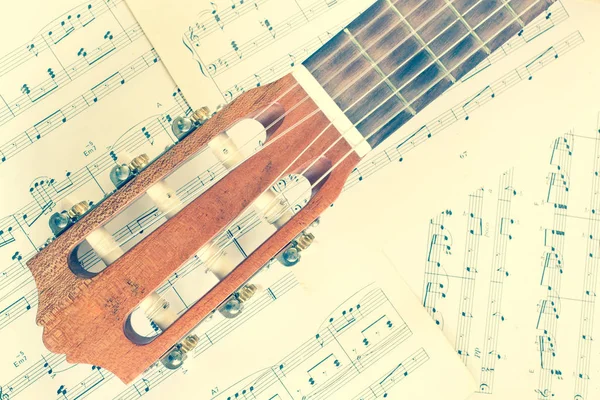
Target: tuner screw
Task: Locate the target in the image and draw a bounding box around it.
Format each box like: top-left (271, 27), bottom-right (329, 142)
top-left (295, 232), bottom-right (315, 252)
top-left (171, 116), bottom-right (194, 139)
top-left (51, 211), bottom-right (70, 229)
top-left (218, 284), bottom-right (257, 319)
top-left (109, 153), bottom-right (150, 188)
top-left (180, 334), bottom-right (200, 353)
top-left (277, 230), bottom-right (318, 267)
top-left (67, 201), bottom-right (90, 219)
top-left (191, 106), bottom-right (211, 124)
top-left (237, 284), bottom-right (257, 302)
top-left (162, 347), bottom-right (185, 370)
top-left (160, 334), bottom-right (200, 370)
top-left (129, 154), bottom-right (150, 173)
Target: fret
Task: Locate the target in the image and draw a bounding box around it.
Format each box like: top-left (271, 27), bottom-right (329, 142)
top-left (302, 0), bottom-right (555, 149)
top-left (441, 0), bottom-right (492, 55)
top-left (386, 0), bottom-right (458, 83)
top-left (343, 27), bottom-right (417, 115)
top-left (509, 0), bottom-right (553, 25)
top-left (499, 0), bottom-right (526, 28)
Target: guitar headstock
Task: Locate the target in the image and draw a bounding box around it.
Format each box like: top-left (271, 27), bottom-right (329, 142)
top-left (27, 73), bottom-right (361, 383)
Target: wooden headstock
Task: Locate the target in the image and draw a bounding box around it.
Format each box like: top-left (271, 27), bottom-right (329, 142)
top-left (26, 74), bottom-right (361, 383)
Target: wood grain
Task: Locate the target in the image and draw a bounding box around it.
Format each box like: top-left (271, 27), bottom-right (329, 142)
top-left (26, 74), bottom-right (360, 383)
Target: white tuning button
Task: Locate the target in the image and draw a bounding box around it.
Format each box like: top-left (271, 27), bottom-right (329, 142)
top-left (252, 190), bottom-right (294, 229)
top-left (114, 151), bottom-right (184, 327)
top-left (59, 197), bottom-right (125, 266)
top-left (207, 132), bottom-right (245, 170)
top-left (145, 181), bottom-right (183, 219)
top-left (118, 151), bottom-right (184, 219)
top-left (198, 245), bottom-right (231, 280)
top-left (207, 119), bottom-right (266, 170)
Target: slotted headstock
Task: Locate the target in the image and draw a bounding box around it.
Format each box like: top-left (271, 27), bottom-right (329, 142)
top-left (27, 74), bottom-right (361, 383)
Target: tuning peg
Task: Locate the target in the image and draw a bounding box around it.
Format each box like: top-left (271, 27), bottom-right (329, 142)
top-left (277, 227), bottom-right (317, 267)
top-left (218, 284), bottom-right (258, 319)
top-left (109, 154), bottom-right (150, 188)
top-left (171, 107), bottom-right (212, 140)
top-left (48, 200), bottom-right (91, 236)
top-left (160, 334), bottom-right (200, 370)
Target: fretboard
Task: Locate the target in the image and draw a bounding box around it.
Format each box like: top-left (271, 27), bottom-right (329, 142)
top-left (303, 0), bottom-right (555, 149)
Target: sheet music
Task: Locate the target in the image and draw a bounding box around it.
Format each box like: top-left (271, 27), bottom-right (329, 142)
top-left (382, 126), bottom-right (600, 399)
top-left (1, 0), bottom-right (599, 398)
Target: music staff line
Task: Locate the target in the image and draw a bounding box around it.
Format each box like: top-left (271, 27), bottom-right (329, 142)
top-left (206, 288), bottom-right (408, 400)
top-left (0, 21), bottom-right (144, 130)
top-left (344, 31), bottom-right (583, 191)
top-left (191, 0), bottom-right (352, 78)
top-left (0, 272), bottom-right (299, 400)
top-left (186, 0), bottom-right (272, 45)
top-left (0, 0), bottom-right (126, 79)
top-left (0, 30), bottom-right (582, 240)
top-left (0, 32), bottom-right (583, 332)
top-left (118, 287), bottom-right (404, 400)
top-left (536, 134), bottom-right (572, 399)
top-left (478, 169), bottom-right (517, 394)
top-left (0, 32), bottom-right (582, 344)
top-left (455, 188), bottom-right (486, 364)
top-left (573, 125), bottom-right (600, 399)
top-left (0, 48), bottom-right (160, 165)
top-left (350, 348), bottom-right (430, 400)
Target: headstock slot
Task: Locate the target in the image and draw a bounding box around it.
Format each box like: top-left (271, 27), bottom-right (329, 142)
top-left (67, 116), bottom-right (275, 278)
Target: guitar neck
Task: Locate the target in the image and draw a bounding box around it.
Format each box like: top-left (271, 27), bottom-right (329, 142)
top-left (303, 0), bottom-right (555, 150)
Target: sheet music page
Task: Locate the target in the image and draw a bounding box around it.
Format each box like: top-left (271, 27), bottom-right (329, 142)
top-left (381, 131), bottom-right (600, 400)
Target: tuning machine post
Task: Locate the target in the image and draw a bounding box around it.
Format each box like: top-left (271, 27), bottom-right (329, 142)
top-left (48, 200), bottom-right (93, 237)
top-left (171, 106), bottom-right (213, 140)
top-left (160, 334), bottom-right (200, 370)
top-left (277, 218), bottom-right (319, 267)
top-left (217, 283), bottom-right (258, 319)
top-left (109, 153), bottom-right (150, 189)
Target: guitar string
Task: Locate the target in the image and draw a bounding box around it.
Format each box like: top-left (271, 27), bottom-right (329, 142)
top-left (151, 0), bottom-right (430, 179)
top-left (108, 0), bottom-right (445, 249)
top-left (110, 0), bottom-right (500, 255)
top-left (97, 0), bottom-right (547, 326)
top-left (162, 0), bottom-right (547, 279)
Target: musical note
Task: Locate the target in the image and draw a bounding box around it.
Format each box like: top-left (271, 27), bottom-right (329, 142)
top-left (462, 86), bottom-right (495, 121)
top-left (89, 72), bottom-right (125, 102)
top-left (525, 46), bottom-right (559, 80)
top-left (76, 4), bottom-right (95, 27)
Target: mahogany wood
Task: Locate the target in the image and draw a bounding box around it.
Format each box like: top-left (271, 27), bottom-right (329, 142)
top-left (27, 74), bottom-right (360, 383)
